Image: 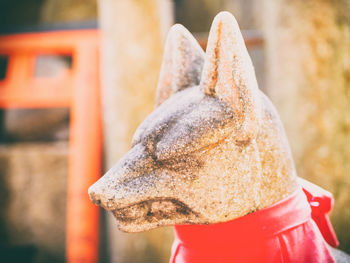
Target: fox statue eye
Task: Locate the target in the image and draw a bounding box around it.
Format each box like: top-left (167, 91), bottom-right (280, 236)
top-left (130, 84), bottom-right (236, 162)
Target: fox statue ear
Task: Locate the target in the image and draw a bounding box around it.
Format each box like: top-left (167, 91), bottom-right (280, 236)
top-left (155, 24), bottom-right (205, 107)
top-left (201, 12), bottom-right (261, 139)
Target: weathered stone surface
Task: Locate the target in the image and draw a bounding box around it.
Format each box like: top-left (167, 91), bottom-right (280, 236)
top-left (89, 12), bottom-right (298, 233)
top-left (0, 142), bottom-right (68, 263)
top-left (263, 0), bottom-right (350, 253)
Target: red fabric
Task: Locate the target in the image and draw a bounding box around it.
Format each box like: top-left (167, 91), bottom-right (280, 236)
top-left (299, 178), bottom-right (339, 247)
top-left (170, 182), bottom-right (338, 263)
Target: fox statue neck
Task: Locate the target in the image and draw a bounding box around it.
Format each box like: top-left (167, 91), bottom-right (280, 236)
top-left (255, 93), bottom-right (298, 209)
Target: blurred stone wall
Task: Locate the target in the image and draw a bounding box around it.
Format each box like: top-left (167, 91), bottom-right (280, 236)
top-left (263, 0), bottom-right (350, 253)
top-left (0, 143), bottom-right (68, 263)
top-left (40, 0), bottom-right (97, 23)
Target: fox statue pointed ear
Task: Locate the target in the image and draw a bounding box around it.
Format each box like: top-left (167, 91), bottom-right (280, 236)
top-left (155, 24), bottom-right (205, 106)
top-left (200, 12), bottom-right (261, 139)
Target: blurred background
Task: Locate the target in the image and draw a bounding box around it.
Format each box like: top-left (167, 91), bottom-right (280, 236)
top-left (0, 0), bottom-right (349, 262)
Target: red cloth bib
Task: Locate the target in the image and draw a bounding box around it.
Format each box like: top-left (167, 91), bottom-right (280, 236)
top-left (170, 179), bottom-right (338, 263)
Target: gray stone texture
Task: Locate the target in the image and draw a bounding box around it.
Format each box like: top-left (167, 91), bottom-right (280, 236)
top-left (0, 143), bottom-right (68, 263)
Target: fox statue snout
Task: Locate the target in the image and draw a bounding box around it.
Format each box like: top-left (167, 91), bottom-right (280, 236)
top-left (89, 11), bottom-right (297, 233)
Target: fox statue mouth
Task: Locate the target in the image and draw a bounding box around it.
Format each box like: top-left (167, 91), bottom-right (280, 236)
top-left (112, 198), bottom-right (201, 232)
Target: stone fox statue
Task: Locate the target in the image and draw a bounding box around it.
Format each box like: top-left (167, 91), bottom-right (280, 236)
top-left (89, 12), bottom-right (347, 262)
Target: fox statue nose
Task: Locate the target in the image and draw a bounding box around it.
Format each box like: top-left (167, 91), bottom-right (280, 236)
top-left (88, 182), bottom-right (117, 210)
top-left (88, 186), bottom-right (102, 205)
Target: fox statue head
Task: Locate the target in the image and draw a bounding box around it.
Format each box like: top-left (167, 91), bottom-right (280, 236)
top-left (88, 12), bottom-right (298, 233)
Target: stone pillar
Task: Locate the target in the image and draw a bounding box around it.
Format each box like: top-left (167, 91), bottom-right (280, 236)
top-left (98, 1), bottom-right (174, 262)
top-left (263, 0), bottom-right (350, 253)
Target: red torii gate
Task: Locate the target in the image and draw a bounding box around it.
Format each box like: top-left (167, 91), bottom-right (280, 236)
top-left (0, 30), bottom-right (101, 263)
